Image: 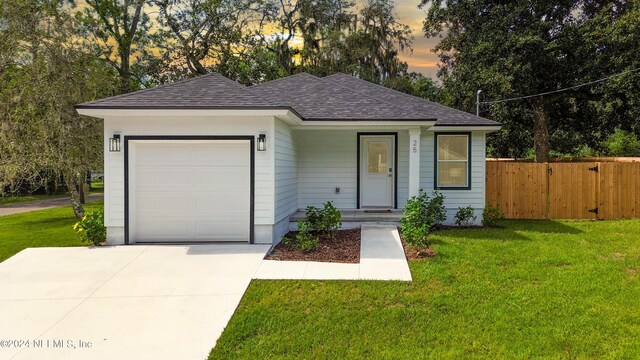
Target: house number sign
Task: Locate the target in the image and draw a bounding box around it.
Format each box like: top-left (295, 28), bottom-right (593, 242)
top-left (412, 140), bottom-right (418, 153)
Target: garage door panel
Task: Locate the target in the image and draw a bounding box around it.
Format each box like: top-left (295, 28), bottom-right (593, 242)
top-left (131, 141), bottom-right (251, 243)
top-left (196, 221), bottom-right (249, 240)
top-left (194, 168), bottom-right (249, 189)
top-left (136, 167), bottom-right (194, 191)
top-left (137, 194), bottom-right (193, 213)
top-left (136, 220), bottom-right (190, 239)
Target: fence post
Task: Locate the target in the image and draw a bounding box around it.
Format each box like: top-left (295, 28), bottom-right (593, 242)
top-left (595, 162), bottom-right (601, 220)
top-left (546, 162), bottom-right (551, 220)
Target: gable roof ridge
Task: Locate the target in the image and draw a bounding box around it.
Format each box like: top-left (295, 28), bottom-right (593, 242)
top-left (250, 72), bottom-right (319, 89)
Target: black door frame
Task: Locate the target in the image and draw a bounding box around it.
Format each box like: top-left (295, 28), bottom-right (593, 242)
top-left (356, 132), bottom-right (398, 209)
top-left (124, 135), bottom-right (255, 244)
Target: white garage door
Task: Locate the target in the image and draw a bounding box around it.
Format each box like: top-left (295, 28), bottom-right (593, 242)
top-left (130, 140), bottom-right (250, 243)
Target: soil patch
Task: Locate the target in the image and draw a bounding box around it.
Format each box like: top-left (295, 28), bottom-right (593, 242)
top-left (266, 228), bottom-right (361, 263)
top-left (397, 228), bottom-right (436, 260)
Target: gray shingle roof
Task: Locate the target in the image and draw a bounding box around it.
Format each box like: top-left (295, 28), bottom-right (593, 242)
top-left (76, 72), bottom-right (499, 126)
top-left (248, 73), bottom-right (432, 120)
top-left (76, 73), bottom-right (274, 109)
top-left (322, 73), bottom-right (499, 126)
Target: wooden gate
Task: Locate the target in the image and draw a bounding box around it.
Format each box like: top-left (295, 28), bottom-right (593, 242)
top-left (486, 160), bottom-right (640, 220)
top-left (598, 162), bottom-right (640, 219)
top-left (548, 163), bottom-right (598, 220)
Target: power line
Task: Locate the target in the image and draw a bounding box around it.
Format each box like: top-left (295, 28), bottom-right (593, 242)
top-left (479, 67), bottom-right (640, 105)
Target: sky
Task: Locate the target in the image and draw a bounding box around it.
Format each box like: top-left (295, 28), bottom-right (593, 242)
top-left (394, 1), bottom-right (441, 79)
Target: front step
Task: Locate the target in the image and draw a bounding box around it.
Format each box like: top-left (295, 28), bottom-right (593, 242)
top-left (289, 209), bottom-right (402, 231)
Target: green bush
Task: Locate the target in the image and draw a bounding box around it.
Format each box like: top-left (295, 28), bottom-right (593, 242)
top-left (401, 189), bottom-right (447, 247)
top-left (304, 201), bottom-right (342, 237)
top-left (454, 206), bottom-right (477, 226)
top-left (603, 129), bottom-right (640, 157)
top-left (428, 191), bottom-right (447, 225)
top-left (73, 209), bottom-right (106, 246)
top-left (483, 203), bottom-right (506, 227)
top-left (295, 220), bottom-right (319, 251)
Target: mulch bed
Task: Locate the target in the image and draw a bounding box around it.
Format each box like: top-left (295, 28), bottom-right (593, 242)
top-left (397, 228), bottom-right (437, 260)
top-left (265, 228), bottom-right (361, 263)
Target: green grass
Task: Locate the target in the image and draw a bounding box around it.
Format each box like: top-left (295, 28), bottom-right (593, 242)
top-left (0, 183), bottom-right (103, 206)
top-left (210, 220), bottom-right (640, 359)
top-left (0, 201), bottom-right (103, 262)
top-left (0, 194), bottom-right (66, 206)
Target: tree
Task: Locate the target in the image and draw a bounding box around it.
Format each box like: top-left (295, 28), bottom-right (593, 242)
top-left (251, 0), bottom-right (412, 84)
top-left (154, 0), bottom-right (258, 79)
top-left (76, 0), bottom-right (155, 93)
top-left (0, 0), bottom-right (117, 217)
top-left (346, 0), bottom-right (413, 83)
top-left (421, 0), bottom-right (638, 162)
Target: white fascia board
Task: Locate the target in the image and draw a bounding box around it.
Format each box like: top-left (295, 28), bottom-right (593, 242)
top-left (291, 120), bottom-right (436, 129)
top-left (432, 125), bottom-right (501, 132)
top-left (76, 108), bottom-right (292, 118)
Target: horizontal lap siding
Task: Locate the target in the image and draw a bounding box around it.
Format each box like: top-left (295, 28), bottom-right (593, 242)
top-left (274, 119), bottom-right (298, 222)
top-left (421, 131), bottom-right (486, 223)
top-left (296, 130), bottom-right (409, 210)
top-left (103, 116), bottom-right (275, 228)
top-left (296, 130), bottom-right (357, 209)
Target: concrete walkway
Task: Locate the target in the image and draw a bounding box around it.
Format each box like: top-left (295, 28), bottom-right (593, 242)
top-left (0, 193), bottom-right (104, 217)
top-left (253, 225), bottom-right (412, 281)
top-left (0, 244), bottom-right (270, 360)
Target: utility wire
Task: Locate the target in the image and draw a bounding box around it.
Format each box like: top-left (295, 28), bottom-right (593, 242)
top-left (479, 67), bottom-right (640, 105)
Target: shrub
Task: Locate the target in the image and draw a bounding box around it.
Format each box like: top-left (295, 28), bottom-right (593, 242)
top-left (455, 206), bottom-right (477, 227)
top-left (603, 129), bottom-right (640, 157)
top-left (73, 209), bottom-right (106, 246)
top-left (320, 201), bottom-right (341, 237)
top-left (483, 203), bottom-right (505, 227)
top-left (304, 201), bottom-right (342, 237)
top-left (295, 220), bottom-right (319, 251)
top-left (428, 191), bottom-right (447, 225)
top-left (401, 189), bottom-right (446, 247)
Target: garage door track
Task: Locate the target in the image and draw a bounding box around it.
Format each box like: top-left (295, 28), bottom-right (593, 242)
top-left (0, 244), bottom-right (269, 360)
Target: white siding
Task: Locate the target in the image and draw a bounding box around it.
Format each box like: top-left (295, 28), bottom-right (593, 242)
top-left (296, 130), bottom-right (410, 209)
top-left (274, 119), bottom-right (298, 222)
top-left (103, 115), bottom-right (274, 244)
top-left (420, 130), bottom-right (486, 224)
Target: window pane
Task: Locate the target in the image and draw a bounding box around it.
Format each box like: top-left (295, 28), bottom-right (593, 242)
top-left (368, 142), bottom-right (387, 173)
top-left (438, 135), bottom-right (468, 161)
top-left (438, 162), bottom-right (468, 187)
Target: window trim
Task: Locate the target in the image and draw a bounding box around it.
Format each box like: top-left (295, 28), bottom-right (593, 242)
top-left (434, 132), bottom-right (472, 190)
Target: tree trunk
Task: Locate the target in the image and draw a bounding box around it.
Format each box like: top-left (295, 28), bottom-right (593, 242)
top-left (531, 98), bottom-right (550, 163)
top-left (64, 173), bottom-right (85, 219)
top-left (119, 49), bottom-right (131, 94)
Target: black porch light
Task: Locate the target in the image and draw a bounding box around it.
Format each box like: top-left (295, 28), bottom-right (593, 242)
top-left (257, 134), bottom-right (266, 151)
top-left (109, 134), bottom-right (121, 152)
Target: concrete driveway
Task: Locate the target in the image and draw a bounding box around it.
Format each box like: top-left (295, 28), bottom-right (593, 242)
top-left (0, 244), bottom-right (269, 360)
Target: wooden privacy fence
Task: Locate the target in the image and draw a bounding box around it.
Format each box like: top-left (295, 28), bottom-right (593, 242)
top-left (486, 160), bottom-right (640, 220)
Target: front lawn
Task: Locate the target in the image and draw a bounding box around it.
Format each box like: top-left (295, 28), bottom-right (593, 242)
top-left (211, 220), bottom-right (640, 359)
top-left (0, 201), bottom-right (103, 262)
top-left (0, 194), bottom-right (65, 206)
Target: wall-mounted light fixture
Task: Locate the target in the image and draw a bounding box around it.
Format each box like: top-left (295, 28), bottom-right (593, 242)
top-left (109, 134), bottom-right (121, 152)
top-left (257, 134), bottom-right (266, 151)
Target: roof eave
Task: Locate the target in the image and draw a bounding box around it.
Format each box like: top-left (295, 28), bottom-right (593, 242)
top-left (75, 106), bottom-right (300, 119)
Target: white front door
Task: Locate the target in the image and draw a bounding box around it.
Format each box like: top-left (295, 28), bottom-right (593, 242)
top-left (360, 135), bottom-right (394, 208)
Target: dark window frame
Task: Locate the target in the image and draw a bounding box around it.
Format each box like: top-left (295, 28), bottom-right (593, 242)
top-left (434, 132), bottom-right (472, 191)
